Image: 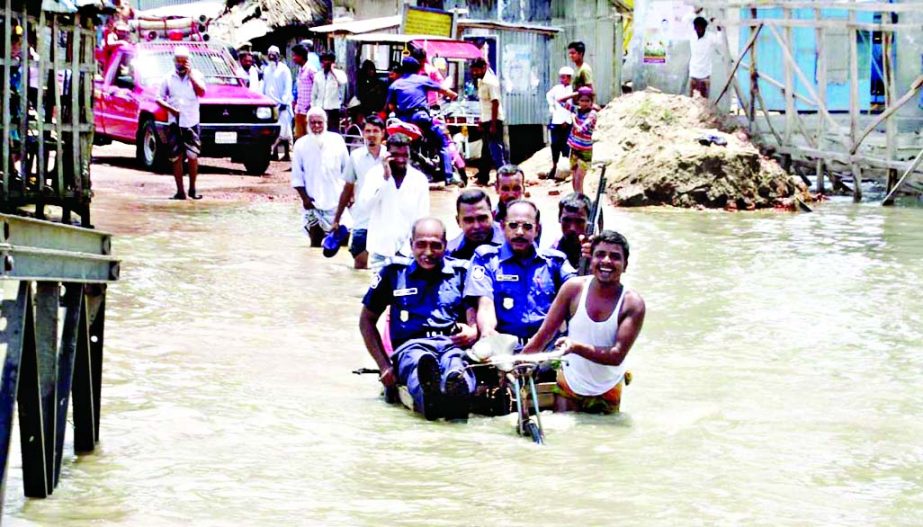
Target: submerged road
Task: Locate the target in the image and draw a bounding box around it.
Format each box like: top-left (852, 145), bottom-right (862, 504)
top-left (2, 146), bottom-right (922, 524)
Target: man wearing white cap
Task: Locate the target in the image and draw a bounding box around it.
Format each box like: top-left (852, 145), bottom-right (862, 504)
top-left (262, 45), bottom-right (293, 160)
top-left (545, 66), bottom-right (574, 180)
top-left (292, 108), bottom-right (350, 247)
top-left (157, 45), bottom-right (206, 200)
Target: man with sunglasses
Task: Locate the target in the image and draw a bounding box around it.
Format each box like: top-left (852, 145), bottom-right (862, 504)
top-left (465, 200), bottom-right (576, 346)
top-left (360, 218), bottom-right (479, 421)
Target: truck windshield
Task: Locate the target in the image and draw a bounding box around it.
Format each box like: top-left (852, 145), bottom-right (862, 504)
top-left (136, 49), bottom-right (244, 87)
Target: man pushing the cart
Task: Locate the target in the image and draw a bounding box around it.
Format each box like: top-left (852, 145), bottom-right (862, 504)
top-left (521, 230), bottom-right (646, 413)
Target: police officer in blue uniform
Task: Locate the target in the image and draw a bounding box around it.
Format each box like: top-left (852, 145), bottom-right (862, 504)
top-left (465, 199), bottom-right (577, 345)
top-left (359, 217), bottom-right (479, 420)
top-left (446, 189), bottom-right (504, 261)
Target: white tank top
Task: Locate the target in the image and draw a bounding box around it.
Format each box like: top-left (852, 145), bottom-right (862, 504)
top-left (562, 278), bottom-right (628, 396)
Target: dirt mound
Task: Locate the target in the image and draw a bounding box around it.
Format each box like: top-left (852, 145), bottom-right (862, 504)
top-left (592, 90), bottom-right (810, 210)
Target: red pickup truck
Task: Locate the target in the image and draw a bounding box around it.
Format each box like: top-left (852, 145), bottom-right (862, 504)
top-left (94, 41), bottom-right (280, 175)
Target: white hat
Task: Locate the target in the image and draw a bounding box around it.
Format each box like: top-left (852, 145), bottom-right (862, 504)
top-left (559, 66), bottom-right (574, 76)
top-left (267, 45), bottom-right (280, 55)
top-left (174, 46), bottom-right (190, 58)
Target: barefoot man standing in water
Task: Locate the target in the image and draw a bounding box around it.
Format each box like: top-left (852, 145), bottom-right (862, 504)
top-left (522, 230), bottom-right (645, 413)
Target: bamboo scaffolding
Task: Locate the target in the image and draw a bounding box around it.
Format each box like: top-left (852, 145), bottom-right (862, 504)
top-left (882, 147), bottom-right (923, 205)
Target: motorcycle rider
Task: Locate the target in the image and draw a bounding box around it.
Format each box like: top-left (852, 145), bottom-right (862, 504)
top-left (386, 56), bottom-right (461, 186)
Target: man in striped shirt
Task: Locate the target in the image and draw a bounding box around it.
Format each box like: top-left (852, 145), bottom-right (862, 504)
top-left (292, 44), bottom-right (316, 141)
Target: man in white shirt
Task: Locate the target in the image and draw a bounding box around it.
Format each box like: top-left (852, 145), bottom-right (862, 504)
top-left (262, 45), bottom-right (293, 161)
top-left (238, 50), bottom-right (261, 93)
top-left (331, 115), bottom-right (386, 269)
top-left (688, 17), bottom-right (722, 99)
top-left (292, 108), bottom-right (350, 247)
top-left (470, 58), bottom-right (508, 186)
top-left (545, 66), bottom-right (574, 180)
top-left (311, 52), bottom-right (346, 132)
top-left (157, 46), bottom-right (206, 200)
top-left (356, 133), bottom-right (430, 269)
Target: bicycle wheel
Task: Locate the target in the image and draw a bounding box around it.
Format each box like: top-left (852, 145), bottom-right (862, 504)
top-left (524, 420), bottom-right (543, 445)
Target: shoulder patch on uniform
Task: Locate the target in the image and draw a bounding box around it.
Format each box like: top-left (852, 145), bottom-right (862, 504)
top-left (370, 272), bottom-right (382, 289)
top-left (473, 244), bottom-right (500, 258)
top-left (446, 257), bottom-right (470, 270)
top-left (541, 247), bottom-right (567, 260)
top-left (472, 265), bottom-right (486, 281)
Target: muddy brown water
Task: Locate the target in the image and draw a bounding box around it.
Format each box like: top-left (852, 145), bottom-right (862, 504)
top-left (3, 190), bottom-right (923, 525)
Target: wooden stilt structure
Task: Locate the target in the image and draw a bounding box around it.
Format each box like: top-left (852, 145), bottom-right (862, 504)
top-left (702, 1), bottom-right (923, 203)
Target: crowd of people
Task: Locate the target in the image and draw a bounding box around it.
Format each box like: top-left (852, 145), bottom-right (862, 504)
top-left (152, 38), bottom-right (645, 423)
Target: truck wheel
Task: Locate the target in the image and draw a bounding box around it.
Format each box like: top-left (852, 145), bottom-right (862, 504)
top-left (137, 119), bottom-right (168, 173)
top-left (243, 147), bottom-right (272, 175)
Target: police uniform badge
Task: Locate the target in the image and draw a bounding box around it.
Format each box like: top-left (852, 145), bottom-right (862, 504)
top-left (502, 297), bottom-right (514, 310)
top-left (370, 272), bottom-right (382, 289)
top-left (400, 310), bottom-right (409, 322)
top-left (472, 265), bottom-right (486, 281)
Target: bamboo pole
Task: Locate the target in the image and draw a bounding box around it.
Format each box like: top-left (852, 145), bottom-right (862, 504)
top-left (718, 12), bottom-right (752, 119)
top-left (18, 11), bottom-right (29, 182)
top-left (749, 8), bottom-right (758, 135)
top-left (884, 26), bottom-right (898, 195)
top-left (738, 64), bottom-right (816, 107)
top-left (715, 23), bottom-right (763, 105)
top-left (850, 75), bottom-right (923, 154)
top-left (881, 147), bottom-right (923, 205)
top-left (815, 9), bottom-right (826, 193)
top-left (72, 15), bottom-right (81, 196)
top-left (754, 88), bottom-right (783, 147)
top-left (783, 7), bottom-right (795, 144)
top-left (848, 4), bottom-right (862, 202)
top-left (36, 8), bottom-right (46, 190)
top-left (53, 16), bottom-right (63, 194)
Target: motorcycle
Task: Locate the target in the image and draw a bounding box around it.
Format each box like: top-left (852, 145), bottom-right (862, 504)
top-left (386, 112), bottom-right (467, 186)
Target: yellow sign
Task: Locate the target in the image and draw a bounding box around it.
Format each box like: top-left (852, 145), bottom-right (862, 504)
top-left (403, 6), bottom-right (454, 38)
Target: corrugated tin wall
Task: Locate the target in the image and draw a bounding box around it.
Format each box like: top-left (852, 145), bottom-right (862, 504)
top-left (552, 0), bottom-right (618, 105)
top-left (496, 29), bottom-right (554, 126)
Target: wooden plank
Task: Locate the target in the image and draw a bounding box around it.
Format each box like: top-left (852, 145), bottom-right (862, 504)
top-left (738, 64), bottom-right (817, 106)
top-left (718, 9), bottom-right (752, 118)
top-left (848, 4), bottom-right (862, 202)
top-left (773, 144), bottom-right (923, 172)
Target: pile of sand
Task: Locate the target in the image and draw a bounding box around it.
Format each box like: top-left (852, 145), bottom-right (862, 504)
top-left (586, 90), bottom-right (810, 209)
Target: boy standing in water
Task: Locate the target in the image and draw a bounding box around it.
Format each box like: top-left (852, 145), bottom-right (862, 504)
top-left (558, 87), bottom-right (597, 195)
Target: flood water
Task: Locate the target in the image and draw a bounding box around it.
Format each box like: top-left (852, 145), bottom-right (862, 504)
top-left (3, 191), bottom-right (923, 525)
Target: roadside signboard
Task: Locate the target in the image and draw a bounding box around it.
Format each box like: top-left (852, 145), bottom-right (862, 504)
top-left (401, 5), bottom-right (456, 38)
